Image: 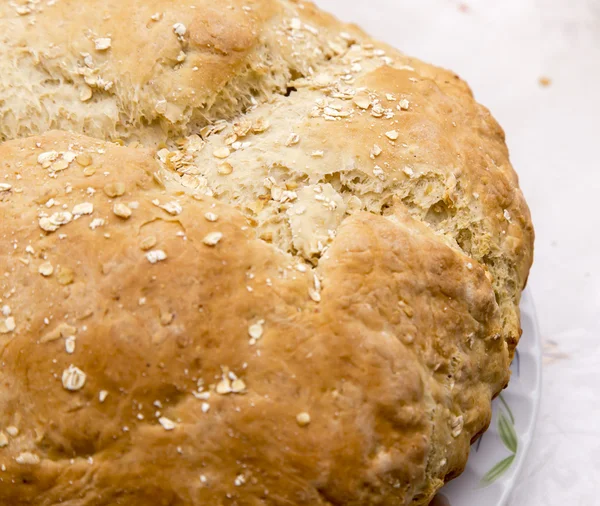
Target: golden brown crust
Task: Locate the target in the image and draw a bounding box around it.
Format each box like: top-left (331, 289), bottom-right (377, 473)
top-left (0, 1), bottom-right (533, 504)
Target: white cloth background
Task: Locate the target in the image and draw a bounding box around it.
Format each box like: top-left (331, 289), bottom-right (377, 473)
top-left (316, 1), bottom-right (600, 504)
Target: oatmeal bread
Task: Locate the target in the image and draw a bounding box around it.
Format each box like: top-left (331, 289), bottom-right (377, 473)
top-left (0, 1), bottom-right (533, 504)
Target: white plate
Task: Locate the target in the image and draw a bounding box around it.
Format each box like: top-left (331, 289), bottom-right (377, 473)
top-left (432, 289), bottom-right (542, 506)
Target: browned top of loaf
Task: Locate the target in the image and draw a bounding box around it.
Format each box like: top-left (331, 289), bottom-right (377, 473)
top-left (0, 0), bottom-right (533, 505)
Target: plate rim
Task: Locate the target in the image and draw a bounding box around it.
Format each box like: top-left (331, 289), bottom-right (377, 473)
top-left (439, 287), bottom-right (543, 505)
top-left (497, 288), bottom-right (543, 506)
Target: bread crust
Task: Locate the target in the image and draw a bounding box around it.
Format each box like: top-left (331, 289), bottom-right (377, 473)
top-left (0, 1), bottom-right (533, 504)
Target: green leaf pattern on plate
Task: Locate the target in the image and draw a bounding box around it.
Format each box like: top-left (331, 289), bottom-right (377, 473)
top-left (480, 394), bottom-right (518, 486)
top-left (498, 412), bottom-right (518, 454)
top-left (481, 455), bottom-right (516, 485)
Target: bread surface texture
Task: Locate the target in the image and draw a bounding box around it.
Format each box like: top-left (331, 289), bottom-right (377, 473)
top-left (0, 1), bottom-right (533, 505)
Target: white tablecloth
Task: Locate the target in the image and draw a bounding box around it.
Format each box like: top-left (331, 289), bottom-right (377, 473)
top-left (316, 1), bottom-right (600, 503)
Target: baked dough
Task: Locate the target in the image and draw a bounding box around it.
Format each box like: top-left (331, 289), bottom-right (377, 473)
top-left (0, 1), bottom-right (533, 504)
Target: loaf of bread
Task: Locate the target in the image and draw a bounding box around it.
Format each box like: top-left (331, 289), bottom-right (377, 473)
top-left (0, 1), bottom-right (533, 504)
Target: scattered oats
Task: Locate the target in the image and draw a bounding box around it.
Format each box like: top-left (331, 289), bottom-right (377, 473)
top-left (94, 37), bottom-right (111, 51)
top-left (74, 153), bottom-right (92, 167)
top-left (385, 130), bottom-right (399, 141)
top-left (15, 452), bottom-right (40, 465)
top-left (89, 218), bottom-right (105, 230)
top-left (146, 250), bottom-right (167, 264)
top-left (386, 93), bottom-right (396, 101)
top-left (201, 402), bottom-right (210, 413)
top-left (232, 119), bottom-right (252, 137)
top-left (138, 297), bottom-right (147, 306)
top-left (371, 104), bottom-right (384, 117)
top-left (248, 320), bottom-right (264, 342)
top-left (177, 51), bottom-right (186, 63)
top-left (65, 336), bottom-right (76, 354)
top-left (158, 417), bottom-right (176, 431)
top-left (234, 474), bottom-right (246, 487)
top-left (353, 94), bottom-right (371, 109)
top-left (140, 236), bottom-right (157, 251)
top-left (285, 133), bottom-right (300, 146)
top-left (213, 147), bottom-right (231, 159)
top-left (72, 202), bottom-right (94, 216)
top-left (50, 159), bottom-right (69, 172)
top-left (323, 106), bottom-right (351, 118)
top-left (82, 52), bottom-right (94, 68)
top-left (37, 151), bottom-right (59, 167)
top-left (40, 323), bottom-right (76, 343)
top-left (0, 183), bottom-right (11, 192)
top-left (403, 167), bottom-right (414, 177)
top-left (15, 5), bottom-right (32, 15)
top-left (62, 365), bottom-right (86, 391)
top-left (155, 99), bottom-right (167, 114)
top-left (151, 12), bottom-right (162, 21)
top-left (5, 426), bottom-right (18, 437)
top-left (173, 22), bottom-right (187, 37)
top-left (217, 162), bottom-right (233, 175)
top-left (25, 245), bottom-right (35, 254)
top-left (200, 475), bottom-right (207, 484)
top-left (252, 118), bottom-right (270, 133)
top-left (473, 192), bottom-right (480, 200)
top-left (79, 86), bottom-right (93, 102)
top-left (296, 412), bottom-right (311, 426)
top-left (0, 433), bottom-right (7, 448)
top-left (224, 133), bottom-right (237, 146)
top-left (466, 262), bottom-right (473, 270)
top-left (1, 305), bottom-right (10, 317)
top-left (311, 150), bottom-right (324, 158)
top-left (216, 378), bottom-right (232, 395)
top-left (39, 211), bottom-right (72, 232)
top-left (370, 144), bottom-right (382, 158)
top-left (38, 262), bottom-right (54, 277)
top-left (155, 200), bottom-right (182, 216)
top-left (137, 413), bottom-right (145, 420)
top-left (204, 212), bottom-right (218, 222)
top-left (450, 415), bottom-right (464, 438)
top-left (83, 166), bottom-right (96, 177)
top-left (295, 263), bottom-right (307, 272)
top-left (372, 166), bottom-right (386, 181)
top-left (103, 182), bottom-right (126, 198)
top-left (99, 390), bottom-right (108, 403)
top-left (304, 23), bottom-right (319, 35)
top-left (309, 274), bottom-right (321, 302)
top-left (113, 202), bottom-right (132, 219)
top-left (202, 232), bottom-right (223, 246)
top-left (231, 378), bottom-right (246, 393)
top-left (503, 209), bottom-right (512, 222)
top-left (399, 99), bottom-right (410, 110)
